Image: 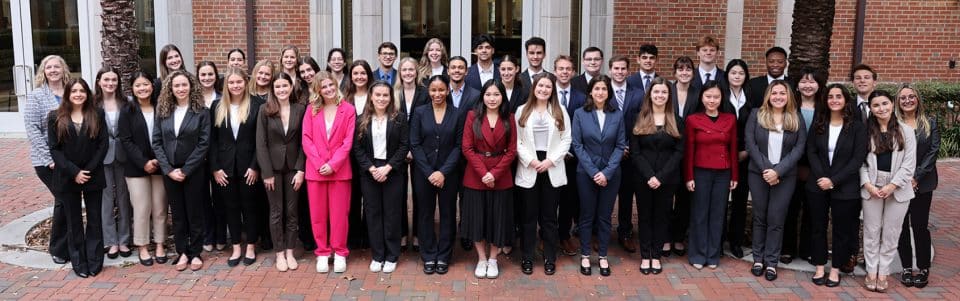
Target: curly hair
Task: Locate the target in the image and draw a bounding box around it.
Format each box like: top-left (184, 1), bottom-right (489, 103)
top-left (157, 70), bottom-right (205, 119)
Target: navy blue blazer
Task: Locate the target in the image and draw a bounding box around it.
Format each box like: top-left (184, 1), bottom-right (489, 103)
top-left (571, 107), bottom-right (627, 178)
top-left (691, 67), bottom-right (727, 92)
top-left (617, 84), bottom-right (644, 137)
top-left (374, 68), bottom-right (398, 86)
top-left (409, 103), bottom-right (463, 177)
top-left (452, 84), bottom-right (481, 120)
top-left (559, 88), bottom-right (587, 116)
top-left (465, 62), bottom-right (500, 92)
top-left (626, 72), bottom-right (658, 99)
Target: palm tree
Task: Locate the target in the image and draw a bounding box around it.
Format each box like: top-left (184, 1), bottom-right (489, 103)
top-left (100, 0), bottom-right (140, 95)
top-left (787, 0), bottom-right (835, 84)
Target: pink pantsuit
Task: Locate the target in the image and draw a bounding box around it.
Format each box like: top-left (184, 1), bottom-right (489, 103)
top-left (302, 102), bottom-right (356, 257)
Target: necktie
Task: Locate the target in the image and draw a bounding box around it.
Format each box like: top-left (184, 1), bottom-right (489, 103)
top-left (860, 102), bottom-right (870, 121)
top-left (644, 75), bottom-right (652, 91)
top-left (704, 72), bottom-right (712, 84)
top-left (561, 90), bottom-right (569, 107)
top-left (616, 89), bottom-right (625, 110)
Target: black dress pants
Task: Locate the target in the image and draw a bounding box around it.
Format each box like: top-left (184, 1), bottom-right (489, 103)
top-left (521, 151), bottom-right (559, 262)
top-left (898, 191), bottom-right (933, 270)
top-left (557, 157), bottom-right (580, 241)
top-left (361, 160), bottom-right (404, 263)
top-left (165, 173), bottom-right (207, 259)
top-left (218, 176), bottom-right (259, 245)
top-left (35, 166), bottom-right (69, 260)
top-left (413, 168), bottom-right (459, 263)
top-left (61, 189), bottom-right (104, 275)
top-left (637, 183), bottom-right (677, 259)
top-left (806, 189), bottom-right (861, 268)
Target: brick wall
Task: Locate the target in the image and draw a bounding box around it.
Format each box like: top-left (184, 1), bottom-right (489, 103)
top-left (614, 0), bottom-right (960, 83)
top-left (192, 0), bottom-right (311, 71)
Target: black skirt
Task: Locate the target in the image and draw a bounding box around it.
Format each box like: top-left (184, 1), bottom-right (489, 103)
top-left (460, 188), bottom-right (514, 247)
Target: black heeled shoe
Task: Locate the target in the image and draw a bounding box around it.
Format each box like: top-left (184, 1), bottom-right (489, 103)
top-left (51, 255), bottom-right (68, 264)
top-left (106, 248), bottom-right (119, 259)
top-left (640, 260), bottom-right (651, 275)
top-left (521, 260), bottom-right (533, 275)
top-left (825, 274), bottom-right (841, 287)
top-left (119, 248), bottom-right (133, 258)
top-left (598, 257), bottom-right (611, 277)
top-left (243, 255), bottom-right (257, 266)
top-left (544, 260), bottom-right (556, 275)
top-left (673, 245), bottom-right (686, 257)
top-left (155, 254), bottom-right (168, 264)
top-left (779, 254), bottom-right (793, 264)
top-left (435, 261), bottom-right (449, 274)
top-left (914, 269), bottom-right (929, 288)
top-left (227, 256), bottom-right (241, 267)
top-left (139, 255), bottom-right (154, 266)
top-left (579, 256), bottom-right (591, 276)
top-left (751, 263), bottom-right (764, 277)
top-left (812, 274), bottom-right (826, 286)
top-left (460, 239), bottom-right (473, 251)
top-left (651, 260), bottom-right (663, 275)
top-left (900, 269), bottom-right (914, 287)
top-left (423, 261), bottom-right (436, 274)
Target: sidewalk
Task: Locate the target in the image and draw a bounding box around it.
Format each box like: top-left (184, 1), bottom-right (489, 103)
top-left (0, 138), bottom-right (958, 300)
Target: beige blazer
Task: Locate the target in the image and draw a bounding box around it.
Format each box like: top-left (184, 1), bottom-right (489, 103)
top-left (514, 103), bottom-right (572, 188)
top-left (859, 122), bottom-right (917, 202)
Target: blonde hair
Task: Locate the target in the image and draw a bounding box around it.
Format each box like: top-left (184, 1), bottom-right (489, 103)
top-left (310, 71), bottom-right (343, 114)
top-left (757, 80), bottom-right (800, 132)
top-left (247, 59), bottom-right (276, 95)
top-left (393, 57), bottom-right (422, 109)
top-left (417, 38), bottom-right (449, 80)
top-left (895, 84), bottom-right (932, 138)
top-left (34, 55), bottom-right (72, 88)
top-left (215, 67), bottom-right (252, 127)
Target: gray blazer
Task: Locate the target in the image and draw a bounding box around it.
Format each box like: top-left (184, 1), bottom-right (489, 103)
top-left (744, 108), bottom-right (807, 177)
top-left (24, 85), bottom-right (60, 167)
top-left (859, 122), bottom-right (917, 202)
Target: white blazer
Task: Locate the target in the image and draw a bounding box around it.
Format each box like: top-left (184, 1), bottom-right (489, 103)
top-left (859, 122), bottom-right (917, 202)
top-left (514, 103), bottom-right (572, 188)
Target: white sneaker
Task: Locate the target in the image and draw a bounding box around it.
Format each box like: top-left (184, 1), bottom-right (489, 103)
top-left (333, 255), bottom-right (347, 273)
top-left (474, 260), bottom-right (488, 278)
top-left (382, 261), bottom-right (397, 273)
top-left (486, 259), bottom-right (499, 279)
top-left (316, 255), bottom-right (329, 273)
top-left (369, 260), bottom-right (383, 272)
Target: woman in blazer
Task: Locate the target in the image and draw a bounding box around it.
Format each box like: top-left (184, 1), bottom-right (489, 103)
top-left (296, 57), bottom-right (323, 252)
top-left (782, 68), bottom-right (825, 265)
top-left (515, 73), bottom-right (571, 275)
top-left (210, 67), bottom-right (262, 267)
top-left (417, 38), bottom-right (449, 84)
top-left (352, 81), bottom-right (409, 273)
top-left (345, 60), bottom-right (375, 249)
top-left (248, 60), bottom-right (275, 104)
top-left (256, 72), bottom-right (307, 272)
top-left (895, 85), bottom-right (939, 288)
top-left (410, 75), bottom-right (463, 275)
top-left (630, 77), bottom-right (683, 275)
top-left (197, 61), bottom-right (222, 107)
top-left (860, 90), bottom-right (917, 292)
top-left (461, 79), bottom-right (518, 279)
top-left (395, 57), bottom-right (427, 251)
top-left (744, 80), bottom-right (807, 281)
top-left (197, 61), bottom-right (227, 253)
top-left (572, 75), bottom-right (626, 277)
top-left (93, 67), bottom-right (133, 260)
top-left (47, 78), bottom-right (109, 278)
top-left (721, 59), bottom-right (753, 259)
top-left (118, 70), bottom-right (168, 266)
top-left (499, 55), bottom-right (528, 113)
top-left (152, 70), bottom-right (211, 272)
top-left (24, 55), bottom-right (71, 264)
top-left (666, 56), bottom-right (699, 256)
top-left (805, 84), bottom-right (868, 287)
top-left (303, 71), bottom-right (356, 274)
top-left (684, 81), bottom-right (738, 270)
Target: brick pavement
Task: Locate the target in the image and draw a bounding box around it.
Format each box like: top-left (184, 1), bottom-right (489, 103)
top-left (0, 138), bottom-right (958, 300)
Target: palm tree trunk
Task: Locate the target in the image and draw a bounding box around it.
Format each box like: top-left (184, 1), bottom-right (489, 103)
top-left (100, 0), bottom-right (140, 95)
top-left (787, 0), bottom-right (835, 84)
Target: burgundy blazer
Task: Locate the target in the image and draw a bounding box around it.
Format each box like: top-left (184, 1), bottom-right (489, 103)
top-left (683, 112), bottom-right (739, 182)
top-left (302, 102), bottom-right (356, 181)
top-left (461, 111), bottom-right (517, 190)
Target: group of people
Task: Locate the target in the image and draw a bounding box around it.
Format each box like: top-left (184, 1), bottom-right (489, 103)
top-left (23, 34), bottom-right (938, 292)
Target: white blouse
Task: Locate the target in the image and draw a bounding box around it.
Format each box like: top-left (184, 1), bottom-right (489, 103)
top-left (354, 94), bottom-right (367, 115)
top-left (173, 105), bottom-right (188, 136)
top-left (372, 116), bottom-right (388, 160)
top-left (143, 110), bottom-right (155, 144)
top-left (596, 110), bottom-right (606, 134)
top-left (768, 124), bottom-right (783, 165)
top-left (229, 104), bottom-right (241, 139)
top-left (828, 124), bottom-right (842, 165)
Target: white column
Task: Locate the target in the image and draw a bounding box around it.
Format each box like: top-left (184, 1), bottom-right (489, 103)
top-left (724, 0), bottom-right (744, 65)
top-left (450, 0), bottom-right (471, 57)
top-left (582, 0), bottom-right (613, 73)
top-left (533, 0), bottom-right (573, 72)
top-left (154, 0), bottom-right (194, 73)
top-left (775, 0), bottom-right (795, 51)
top-left (352, 0), bottom-right (384, 63)
top-left (77, 0), bottom-right (103, 82)
top-left (310, 0), bottom-right (338, 59)
top-left (384, 0), bottom-right (400, 49)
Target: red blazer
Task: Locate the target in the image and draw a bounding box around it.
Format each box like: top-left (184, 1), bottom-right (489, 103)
top-left (461, 111), bottom-right (517, 190)
top-left (302, 102), bottom-right (356, 181)
top-left (683, 112), bottom-right (738, 182)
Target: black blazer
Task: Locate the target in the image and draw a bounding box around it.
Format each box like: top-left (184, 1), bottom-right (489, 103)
top-left (747, 76), bottom-right (769, 109)
top-left (744, 109), bottom-right (808, 177)
top-left (519, 70), bottom-right (552, 91)
top-left (409, 103), bottom-right (463, 177)
top-left (351, 114), bottom-right (410, 178)
top-left (571, 73), bottom-right (590, 95)
top-left (255, 103), bottom-right (307, 178)
top-left (670, 82), bottom-right (701, 122)
top-left (914, 117), bottom-right (940, 193)
top-left (805, 120), bottom-right (868, 199)
top-left (398, 86), bottom-right (429, 120)
top-left (209, 99), bottom-right (261, 177)
top-left (420, 66), bottom-right (448, 87)
top-left (465, 62), bottom-right (500, 92)
top-left (453, 84), bottom-right (481, 119)
top-left (630, 125), bottom-right (684, 185)
top-left (691, 67), bottom-right (727, 92)
top-left (505, 84), bottom-right (530, 113)
top-left (118, 101), bottom-right (160, 177)
top-left (152, 107), bottom-right (211, 177)
top-left (720, 85), bottom-right (756, 152)
top-left (47, 110), bottom-right (109, 193)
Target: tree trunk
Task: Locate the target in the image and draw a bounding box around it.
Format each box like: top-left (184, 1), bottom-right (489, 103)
top-left (787, 0), bottom-right (835, 84)
top-left (100, 0), bottom-right (140, 95)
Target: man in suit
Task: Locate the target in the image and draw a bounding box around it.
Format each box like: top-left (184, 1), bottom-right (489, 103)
top-left (572, 47), bottom-right (604, 95)
top-left (608, 55), bottom-right (644, 253)
top-left (374, 42), bottom-right (399, 86)
top-left (851, 64), bottom-right (877, 123)
top-left (691, 36), bottom-right (726, 91)
top-left (449, 56), bottom-right (481, 117)
top-left (554, 55), bottom-right (587, 256)
top-left (464, 34), bottom-right (499, 91)
top-left (626, 44), bottom-right (659, 98)
top-left (747, 47), bottom-right (788, 107)
top-left (520, 37), bottom-right (550, 89)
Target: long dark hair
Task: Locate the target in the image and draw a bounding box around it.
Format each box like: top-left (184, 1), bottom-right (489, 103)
top-left (326, 48), bottom-right (346, 72)
top-left (298, 56), bottom-right (322, 84)
top-left (158, 44), bottom-right (185, 79)
top-left (583, 75), bottom-right (616, 113)
top-left (812, 83), bottom-right (857, 135)
top-left (695, 80), bottom-right (723, 113)
top-left (94, 66), bottom-right (125, 109)
top-left (517, 73), bottom-right (565, 131)
top-left (195, 60), bottom-right (223, 93)
top-left (344, 60), bottom-right (374, 103)
top-left (867, 90), bottom-right (905, 153)
top-left (499, 54), bottom-right (522, 89)
top-left (263, 72), bottom-right (298, 118)
top-left (472, 79), bottom-right (512, 140)
top-left (128, 70), bottom-right (158, 108)
top-left (55, 78), bottom-right (100, 140)
top-left (357, 81), bottom-right (399, 140)
top-left (633, 77), bottom-right (680, 137)
top-left (792, 67), bottom-right (826, 108)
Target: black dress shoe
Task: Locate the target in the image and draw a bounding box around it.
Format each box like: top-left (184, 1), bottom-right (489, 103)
top-left (580, 264), bottom-right (591, 276)
top-left (521, 260), bottom-right (533, 275)
top-left (227, 257), bottom-right (241, 267)
top-left (436, 262), bottom-right (449, 274)
top-left (651, 265), bottom-right (662, 275)
top-left (764, 268), bottom-right (778, 281)
top-left (812, 275), bottom-right (826, 286)
top-left (779, 255), bottom-right (793, 264)
top-left (544, 261), bottom-right (556, 275)
top-left (119, 249), bottom-right (133, 258)
top-left (52, 256), bottom-right (68, 264)
top-left (155, 255), bottom-right (168, 264)
top-left (660, 249), bottom-right (672, 258)
top-left (751, 263), bottom-right (764, 277)
top-left (460, 239), bottom-right (473, 251)
top-left (914, 269), bottom-right (929, 288)
top-left (825, 274), bottom-right (841, 287)
top-left (640, 266), bottom-right (651, 275)
top-left (618, 237), bottom-right (637, 253)
top-left (599, 266), bottom-right (611, 277)
top-left (900, 269), bottom-right (914, 287)
top-left (673, 248), bottom-right (686, 256)
top-left (423, 262), bottom-right (436, 274)
top-left (243, 256), bottom-right (257, 266)
top-left (74, 271), bottom-right (89, 278)
top-left (730, 246), bottom-right (744, 259)
top-left (140, 256), bottom-right (154, 266)
top-left (106, 250), bottom-right (119, 259)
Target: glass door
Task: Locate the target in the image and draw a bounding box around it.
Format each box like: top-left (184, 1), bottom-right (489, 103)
top-left (471, 0), bottom-right (522, 62)
top-left (399, 0), bottom-right (451, 59)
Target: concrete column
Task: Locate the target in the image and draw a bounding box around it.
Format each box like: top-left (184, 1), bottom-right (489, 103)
top-left (724, 0), bottom-right (744, 64)
top-left (77, 0), bottom-right (103, 82)
top-left (310, 0), bottom-right (337, 59)
top-left (529, 0), bottom-right (572, 72)
top-left (155, 0), bottom-right (194, 73)
top-left (352, 0), bottom-right (384, 63)
top-left (775, 0), bottom-right (795, 51)
top-left (583, 0), bottom-right (613, 73)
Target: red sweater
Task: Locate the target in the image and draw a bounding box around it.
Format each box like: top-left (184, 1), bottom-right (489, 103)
top-left (683, 112), bottom-right (738, 182)
top-left (461, 111), bottom-right (517, 190)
